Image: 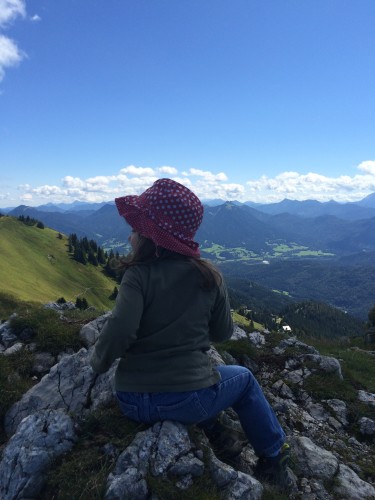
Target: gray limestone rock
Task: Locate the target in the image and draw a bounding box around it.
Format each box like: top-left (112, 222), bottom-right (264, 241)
top-left (302, 354), bottom-right (343, 380)
top-left (0, 409), bottom-right (77, 500)
top-left (106, 468), bottom-right (148, 500)
top-left (4, 347), bottom-right (116, 436)
top-left (44, 301), bottom-right (76, 311)
top-left (107, 421), bottom-right (263, 500)
top-left (333, 464), bottom-right (375, 499)
top-left (225, 470), bottom-right (264, 499)
top-left (326, 399), bottom-right (348, 426)
top-left (32, 352), bottom-right (56, 373)
top-left (79, 311), bottom-right (111, 347)
top-left (207, 346), bottom-right (226, 366)
top-left (169, 454), bottom-right (204, 477)
top-left (273, 338), bottom-right (319, 355)
top-left (151, 420), bottom-right (192, 476)
top-left (3, 342), bottom-right (23, 356)
top-left (291, 436), bottom-right (339, 480)
top-left (284, 368), bottom-right (312, 385)
top-left (231, 325), bottom-right (247, 340)
top-left (208, 452), bottom-right (263, 499)
top-left (1, 330), bottom-right (18, 348)
top-left (305, 402), bottom-right (330, 422)
top-left (358, 417), bottom-right (375, 436)
top-left (208, 453), bottom-right (238, 487)
top-left (0, 319), bottom-right (11, 334)
top-left (248, 331), bottom-right (265, 347)
top-left (358, 390), bottom-right (375, 407)
top-left (272, 379), bottom-right (294, 399)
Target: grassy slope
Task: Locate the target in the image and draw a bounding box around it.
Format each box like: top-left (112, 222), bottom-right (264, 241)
top-left (0, 217), bottom-right (115, 310)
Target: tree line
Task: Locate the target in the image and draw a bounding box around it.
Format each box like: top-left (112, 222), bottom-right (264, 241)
top-left (68, 233), bottom-right (124, 283)
top-left (18, 215), bottom-right (45, 229)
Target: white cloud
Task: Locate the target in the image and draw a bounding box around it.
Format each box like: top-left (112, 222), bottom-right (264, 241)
top-left (33, 185), bottom-right (63, 196)
top-left (0, 1), bottom-right (27, 81)
top-left (171, 176), bottom-right (193, 187)
top-left (30, 14), bottom-right (41, 22)
top-left (0, 0), bottom-right (25, 26)
top-left (158, 166), bottom-right (178, 175)
top-left (186, 168), bottom-right (228, 182)
top-left (20, 193), bottom-right (32, 201)
top-left (62, 176), bottom-right (86, 189)
top-left (6, 160), bottom-right (375, 208)
top-left (0, 34), bottom-right (24, 80)
top-left (245, 161), bottom-right (375, 203)
top-left (358, 160), bottom-right (375, 175)
top-left (120, 165), bottom-right (155, 177)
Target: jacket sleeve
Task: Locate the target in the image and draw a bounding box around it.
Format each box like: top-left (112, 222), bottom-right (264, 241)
top-left (208, 281), bottom-right (233, 343)
top-left (90, 267), bottom-right (144, 374)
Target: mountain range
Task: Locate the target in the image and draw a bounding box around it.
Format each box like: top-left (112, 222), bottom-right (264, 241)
top-left (3, 194), bottom-right (375, 321)
top-left (5, 193), bottom-right (375, 257)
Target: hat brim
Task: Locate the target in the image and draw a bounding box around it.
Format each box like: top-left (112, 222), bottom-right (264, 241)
top-left (115, 195), bottom-right (200, 258)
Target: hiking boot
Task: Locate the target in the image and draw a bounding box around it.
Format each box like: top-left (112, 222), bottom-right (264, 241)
top-left (254, 443), bottom-right (298, 493)
top-left (203, 413), bottom-right (248, 459)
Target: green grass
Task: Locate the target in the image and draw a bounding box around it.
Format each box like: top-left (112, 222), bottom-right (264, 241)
top-left (0, 217), bottom-right (116, 309)
top-left (232, 311), bottom-right (264, 331)
top-left (202, 240), bottom-right (334, 262)
top-left (301, 336), bottom-right (375, 393)
top-left (0, 349), bottom-right (36, 442)
top-left (8, 304), bottom-right (94, 355)
top-left (215, 338), bottom-right (258, 361)
top-left (264, 241), bottom-right (334, 259)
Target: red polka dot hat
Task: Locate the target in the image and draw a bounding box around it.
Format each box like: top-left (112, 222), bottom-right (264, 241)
top-left (115, 178), bottom-right (204, 258)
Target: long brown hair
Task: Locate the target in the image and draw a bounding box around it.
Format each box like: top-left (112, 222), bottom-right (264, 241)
top-left (119, 234), bottom-right (222, 289)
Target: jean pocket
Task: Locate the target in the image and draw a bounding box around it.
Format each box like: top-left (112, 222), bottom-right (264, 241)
top-left (156, 392), bottom-right (208, 424)
top-left (116, 396), bottom-right (140, 422)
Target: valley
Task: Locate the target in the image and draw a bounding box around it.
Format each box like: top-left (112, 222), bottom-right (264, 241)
top-left (2, 194), bottom-right (375, 322)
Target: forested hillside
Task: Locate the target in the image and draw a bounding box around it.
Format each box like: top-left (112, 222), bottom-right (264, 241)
top-left (221, 259), bottom-right (375, 321)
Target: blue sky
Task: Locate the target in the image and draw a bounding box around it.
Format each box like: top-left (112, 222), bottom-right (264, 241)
top-left (1, 0), bottom-right (375, 207)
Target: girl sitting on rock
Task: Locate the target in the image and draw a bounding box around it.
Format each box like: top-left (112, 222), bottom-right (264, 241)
top-left (90, 178), bottom-right (295, 492)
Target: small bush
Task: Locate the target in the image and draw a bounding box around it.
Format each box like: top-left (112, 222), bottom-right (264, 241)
top-left (109, 286), bottom-right (118, 300)
top-left (75, 297), bottom-right (89, 310)
top-left (10, 307), bottom-right (82, 356)
top-left (214, 338), bottom-right (257, 361)
top-left (304, 372), bottom-right (356, 402)
top-left (56, 297), bottom-right (66, 304)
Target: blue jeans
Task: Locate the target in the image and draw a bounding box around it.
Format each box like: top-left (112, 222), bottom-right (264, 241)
top-left (116, 365), bottom-right (285, 457)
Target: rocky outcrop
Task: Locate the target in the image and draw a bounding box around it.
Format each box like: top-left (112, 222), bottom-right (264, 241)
top-left (1, 315), bottom-right (375, 499)
top-left (106, 420), bottom-right (263, 500)
top-left (0, 410), bottom-right (77, 499)
top-left (4, 347), bottom-right (117, 437)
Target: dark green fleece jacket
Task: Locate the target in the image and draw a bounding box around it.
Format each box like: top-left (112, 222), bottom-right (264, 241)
top-left (90, 257), bottom-right (233, 392)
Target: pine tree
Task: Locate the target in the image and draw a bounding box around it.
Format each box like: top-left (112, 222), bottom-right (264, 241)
top-left (97, 246), bottom-right (106, 265)
top-left (73, 243), bottom-right (87, 264)
top-left (88, 250), bottom-right (98, 266)
top-left (368, 304), bottom-right (375, 327)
